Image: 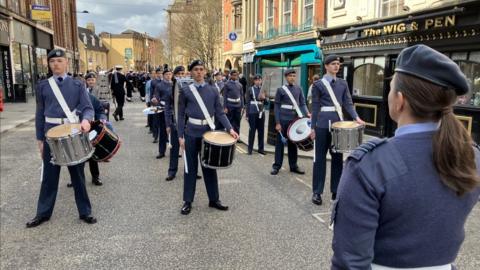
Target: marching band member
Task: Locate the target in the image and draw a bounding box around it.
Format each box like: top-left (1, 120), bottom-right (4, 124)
top-left (310, 55), bottom-right (364, 205)
top-left (245, 74), bottom-right (266, 155)
top-left (27, 49), bottom-right (96, 228)
top-left (126, 70), bottom-right (134, 102)
top-left (111, 65), bottom-right (126, 121)
top-left (150, 68), bottom-right (164, 144)
top-left (331, 45), bottom-right (480, 269)
top-left (177, 60), bottom-right (239, 215)
top-left (152, 68), bottom-right (169, 159)
top-left (271, 69), bottom-right (309, 176)
top-left (222, 70), bottom-right (244, 133)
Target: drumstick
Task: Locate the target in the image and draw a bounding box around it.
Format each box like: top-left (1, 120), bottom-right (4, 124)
top-left (313, 140), bottom-right (316, 163)
top-left (183, 150), bottom-right (189, 174)
top-left (39, 163), bottom-right (44, 182)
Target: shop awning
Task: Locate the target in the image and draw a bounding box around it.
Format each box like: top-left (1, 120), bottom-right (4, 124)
top-left (256, 44), bottom-right (321, 57)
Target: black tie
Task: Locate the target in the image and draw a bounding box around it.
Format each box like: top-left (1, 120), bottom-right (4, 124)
top-left (331, 79), bottom-right (335, 87)
top-left (58, 77), bottom-right (63, 82)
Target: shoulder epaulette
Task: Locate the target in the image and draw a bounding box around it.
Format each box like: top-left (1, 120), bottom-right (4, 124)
top-left (348, 137), bottom-right (388, 161)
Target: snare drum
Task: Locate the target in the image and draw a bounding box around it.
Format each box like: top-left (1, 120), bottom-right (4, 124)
top-left (46, 124), bottom-right (94, 166)
top-left (89, 121), bottom-right (122, 162)
top-left (331, 121), bottom-right (364, 153)
top-left (287, 118), bottom-right (314, 151)
top-left (201, 131), bottom-right (236, 169)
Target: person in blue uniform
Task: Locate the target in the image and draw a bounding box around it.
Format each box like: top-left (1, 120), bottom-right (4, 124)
top-left (126, 70), bottom-right (134, 102)
top-left (151, 69), bottom-right (170, 159)
top-left (177, 60), bottom-right (239, 215)
top-left (150, 67), bottom-right (164, 143)
top-left (213, 71), bottom-right (225, 130)
top-left (310, 55), bottom-right (365, 205)
top-left (331, 44), bottom-right (480, 269)
top-left (245, 74), bottom-right (266, 155)
top-left (138, 72), bottom-right (147, 102)
top-left (27, 49), bottom-right (97, 228)
top-left (271, 69), bottom-right (309, 176)
top-left (110, 65), bottom-right (126, 121)
top-left (223, 70), bottom-right (244, 133)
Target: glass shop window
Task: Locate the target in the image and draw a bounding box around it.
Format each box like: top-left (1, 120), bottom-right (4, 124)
top-left (456, 60), bottom-right (480, 107)
top-left (352, 56), bottom-right (385, 98)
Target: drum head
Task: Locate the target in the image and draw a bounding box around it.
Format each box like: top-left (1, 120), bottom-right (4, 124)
top-left (46, 123), bottom-right (81, 138)
top-left (288, 118), bottom-right (311, 142)
top-left (203, 131), bottom-right (236, 146)
top-left (331, 121), bottom-right (361, 129)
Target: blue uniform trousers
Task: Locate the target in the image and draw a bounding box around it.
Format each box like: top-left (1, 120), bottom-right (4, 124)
top-left (272, 121), bottom-right (298, 170)
top-left (226, 107), bottom-right (241, 133)
top-left (167, 126), bottom-right (179, 177)
top-left (183, 135), bottom-right (219, 203)
top-left (36, 141), bottom-right (92, 218)
top-left (153, 112), bottom-right (167, 154)
top-left (312, 128), bottom-right (343, 195)
top-left (247, 113), bottom-right (265, 153)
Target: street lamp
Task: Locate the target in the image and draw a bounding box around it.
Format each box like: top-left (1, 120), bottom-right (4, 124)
top-left (77, 10), bottom-right (89, 13)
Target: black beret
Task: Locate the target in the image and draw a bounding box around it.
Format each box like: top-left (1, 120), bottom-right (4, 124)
top-left (85, 72), bottom-right (96, 80)
top-left (47, 49), bottom-right (66, 60)
top-left (230, 70), bottom-right (238, 75)
top-left (253, 74), bottom-right (262, 80)
top-left (395, 45), bottom-right (469, 96)
top-left (155, 67), bottom-right (162, 73)
top-left (173, 66), bottom-right (185, 74)
top-left (188, 60), bottom-right (204, 71)
top-left (324, 55), bottom-right (344, 65)
top-left (163, 68), bottom-right (173, 75)
top-left (284, 69), bottom-right (296, 76)
top-left (213, 71), bottom-right (221, 76)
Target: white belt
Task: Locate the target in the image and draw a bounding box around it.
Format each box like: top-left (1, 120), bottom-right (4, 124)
top-left (160, 100), bottom-right (166, 106)
top-left (250, 101), bottom-right (262, 105)
top-left (281, 104), bottom-right (294, 110)
top-left (188, 117), bottom-right (215, 126)
top-left (372, 263), bottom-right (452, 270)
top-left (321, 106), bottom-right (336, 112)
top-left (45, 116), bottom-right (78, 124)
top-left (227, 98), bottom-right (240, 103)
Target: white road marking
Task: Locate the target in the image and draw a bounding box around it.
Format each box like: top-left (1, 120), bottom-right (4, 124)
top-left (295, 177), bottom-right (312, 188)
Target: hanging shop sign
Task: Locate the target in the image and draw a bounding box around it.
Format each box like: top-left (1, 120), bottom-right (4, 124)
top-left (362, 15), bottom-right (456, 37)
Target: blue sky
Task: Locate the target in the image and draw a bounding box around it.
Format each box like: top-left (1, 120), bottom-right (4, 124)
top-left (76, 0), bottom-right (172, 36)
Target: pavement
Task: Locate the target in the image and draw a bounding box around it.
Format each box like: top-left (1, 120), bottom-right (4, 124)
top-left (0, 100), bottom-right (35, 133)
top-left (1, 98), bottom-right (479, 270)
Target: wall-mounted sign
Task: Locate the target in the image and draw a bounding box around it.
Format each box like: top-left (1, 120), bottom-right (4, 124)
top-left (31, 5), bottom-right (52, 21)
top-left (125, 48), bottom-right (132, 59)
top-left (333, 0), bottom-right (346, 10)
top-left (362, 15), bottom-right (456, 37)
top-left (228, 32), bottom-right (238, 42)
top-left (2, 49), bottom-right (13, 101)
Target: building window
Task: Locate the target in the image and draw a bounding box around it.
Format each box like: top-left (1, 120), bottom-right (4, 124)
top-left (303, 0), bottom-right (314, 29)
top-left (380, 0), bottom-right (405, 17)
top-left (82, 33), bottom-right (87, 45)
top-left (283, 0), bottom-right (292, 26)
top-left (234, 4), bottom-right (242, 30)
top-left (455, 53), bottom-right (480, 107)
top-left (91, 35), bottom-right (95, 47)
top-left (8, 0), bottom-right (20, 14)
top-left (353, 56), bottom-right (386, 98)
top-left (0, 0), bottom-right (6, 7)
top-left (266, 0), bottom-right (274, 31)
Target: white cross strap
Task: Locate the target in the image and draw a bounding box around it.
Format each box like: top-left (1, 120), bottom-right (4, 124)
top-left (189, 84), bottom-right (216, 130)
top-left (320, 78), bottom-right (343, 121)
top-left (281, 85), bottom-right (303, 118)
top-left (48, 77), bottom-right (78, 123)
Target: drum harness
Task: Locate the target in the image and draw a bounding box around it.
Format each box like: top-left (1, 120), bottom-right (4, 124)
top-left (251, 87), bottom-right (264, 119)
top-left (280, 85), bottom-right (304, 146)
top-left (46, 77), bottom-right (79, 124)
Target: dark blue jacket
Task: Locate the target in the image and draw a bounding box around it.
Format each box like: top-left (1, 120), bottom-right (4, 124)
top-left (153, 80), bottom-right (175, 127)
top-left (332, 132), bottom-right (480, 269)
top-left (35, 76), bottom-right (94, 140)
top-left (245, 85), bottom-right (265, 115)
top-left (223, 80), bottom-right (244, 109)
top-left (89, 93), bottom-right (107, 121)
top-left (274, 84), bottom-right (308, 124)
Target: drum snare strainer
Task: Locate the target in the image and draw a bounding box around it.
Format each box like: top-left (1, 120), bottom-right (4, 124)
top-left (46, 123), bottom-right (94, 166)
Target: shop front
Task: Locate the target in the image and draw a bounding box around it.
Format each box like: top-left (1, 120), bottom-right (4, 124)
top-left (34, 28), bottom-right (53, 81)
top-left (255, 43), bottom-right (322, 144)
top-left (11, 19), bottom-right (35, 101)
top-left (320, 2), bottom-right (480, 143)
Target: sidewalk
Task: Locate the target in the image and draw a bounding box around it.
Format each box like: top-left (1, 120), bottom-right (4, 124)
top-left (0, 101), bottom-right (35, 133)
top-left (238, 113), bottom-right (377, 159)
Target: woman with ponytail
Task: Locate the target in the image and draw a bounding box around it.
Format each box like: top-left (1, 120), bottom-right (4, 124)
top-left (331, 45), bottom-right (480, 270)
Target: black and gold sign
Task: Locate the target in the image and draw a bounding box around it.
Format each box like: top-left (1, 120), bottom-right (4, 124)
top-left (363, 15), bottom-right (456, 37)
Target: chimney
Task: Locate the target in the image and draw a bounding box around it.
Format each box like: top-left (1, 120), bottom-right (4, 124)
top-left (86, 22), bottom-right (95, 33)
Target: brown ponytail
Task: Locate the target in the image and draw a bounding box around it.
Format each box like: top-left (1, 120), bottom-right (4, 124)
top-left (393, 73), bottom-right (480, 196)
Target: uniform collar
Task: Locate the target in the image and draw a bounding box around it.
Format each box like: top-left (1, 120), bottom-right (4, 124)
top-left (53, 73), bottom-right (67, 82)
top-left (323, 74), bottom-right (336, 83)
top-left (193, 81), bottom-right (206, 88)
top-left (394, 122), bottom-right (439, 137)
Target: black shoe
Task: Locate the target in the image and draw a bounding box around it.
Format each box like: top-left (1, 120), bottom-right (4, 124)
top-left (331, 193), bottom-right (337, 201)
top-left (181, 202), bottom-right (192, 215)
top-left (152, 139), bottom-right (158, 143)
top-left (165, 175), bottom-right (175, 181)
top-left (290, 167), bottom-right (305, 175)
top-left (270, 168), bottom-right (279, 175)
top-left (113, 113), bottom-right (119, 121)
top-left (92, 177), bottom-right (103, 186)
top-left (148, 130), bottom-right (152, 134)
top-left (247, 151), bottom-right (252, 155)
top-left (67, 183), bottom-right (73, 188)
top-left (208, 201), bottom-right (229, 211)
top-left (312, 194), bottom-right (322, 205)
top-left (119, 118), bottom-right (125, 121)
top-left (26, 216), bottom-right (50, 228)
top-left (258, 150), bottom-right (266, 155)
top-left (145, 125), bottom-right (149, 128)
top-left (79, 215), bottom-right (97, 224)
top-left (156, 154), bottom-right (165, 159)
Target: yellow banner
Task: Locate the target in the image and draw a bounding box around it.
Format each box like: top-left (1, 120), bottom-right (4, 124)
top-left (31, 9), bottom-right (52, 21)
